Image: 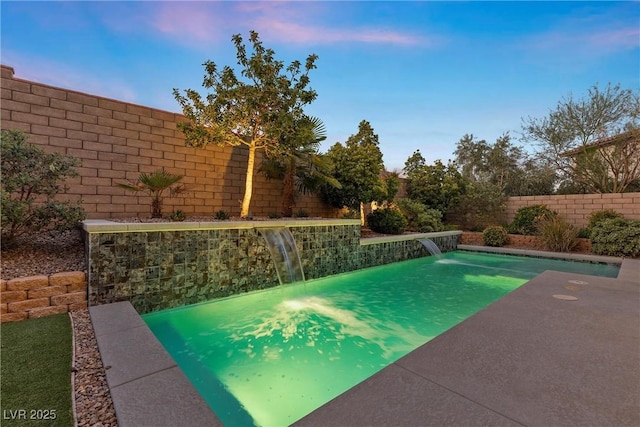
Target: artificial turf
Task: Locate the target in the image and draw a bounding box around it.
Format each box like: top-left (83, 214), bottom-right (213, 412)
top-left (0, 313), bottom-right (74, 426)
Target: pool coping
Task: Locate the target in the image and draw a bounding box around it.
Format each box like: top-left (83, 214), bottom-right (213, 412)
top-left (89, 248), bottom-right (639, 426)
top-left (82, 218), bottom-right (361, 233)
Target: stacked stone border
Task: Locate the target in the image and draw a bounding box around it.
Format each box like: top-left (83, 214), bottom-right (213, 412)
top-left (1, 271), bottom-right (87, 323)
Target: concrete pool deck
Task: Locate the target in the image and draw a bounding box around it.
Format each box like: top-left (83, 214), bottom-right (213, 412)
top-left (90, 252), bottom-right (639, 427)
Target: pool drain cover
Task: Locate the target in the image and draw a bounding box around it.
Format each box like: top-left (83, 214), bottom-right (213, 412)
top-left (553, 294), bottom-right (578, 301)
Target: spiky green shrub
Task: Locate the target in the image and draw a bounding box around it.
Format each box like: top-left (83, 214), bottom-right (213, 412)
top-left (294, 209), bottom-right (309, 218)
top-left (395, 198), bottom-right (444, 232)
top-left (214, 210), bottom-right (230, 220)
top-left (483, 226), bottom-right (509, 247)
top-left (508, 204), bottom-right (555, 235)
top-left (1, 130), bottom-right (86, 245)
top-left (537, 215), bottom-right (578, 252)
top-left (169, 210), bottom-right (186, 222)
top-left (117, 169), bottom-right (185, 218)
top-left (590, 218), bottom-right (640, 257)
top-left (366, 208), bottom-right (408, 235)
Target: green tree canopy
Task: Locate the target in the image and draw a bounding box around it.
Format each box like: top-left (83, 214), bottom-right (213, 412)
top-left (260, 116), bottom-right (340, 216)
top-left (321, 120), bottom-right (385, 211)
top-left (403, 150), bottom-right (465, 213)
top-left (521, 83), bottom-right (640, 193)
top-left (173, 31), bottom-right (319, 217)
top-left (453, 133), bottom-right (555, 196)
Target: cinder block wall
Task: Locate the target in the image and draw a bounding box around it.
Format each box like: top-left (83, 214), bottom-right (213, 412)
top-left (506, 193), bottom-right (640, 229)
top-left (0, 65), bottom-right (337, 219)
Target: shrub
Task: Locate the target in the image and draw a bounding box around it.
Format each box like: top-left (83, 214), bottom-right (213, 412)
top-left (508, 204), bottom-right (555, 235)
top-left (395, 198), bottom-right (444, 232)
top-left (117, 169), bottom-right (185, 218)
top-left (587, 209), bottom-right (623, 229)
top-left (268, 211), bottom-right (282, 219)
top-left (169, 210), bottom-right (186, 222)
top-left (590, 218), bottom-right (640, 257)
top-left (586, 209), bottom-right (623, 238)
top-left (366, 208), bottom-right (408, 235)
top-left (483, 226), bottom-right (509, 247)
top-left (1, 130), bottom-right (86, 245)
top-left (294, 209), bottom-right (309, 218)
top-left (214, 210), bottom-right (230, 220)
top-left (537, 215), bottom-right (578, 252)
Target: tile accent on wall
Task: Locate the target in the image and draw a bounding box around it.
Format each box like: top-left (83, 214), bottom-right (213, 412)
top-left (86, 223), bottom-right (461, 313)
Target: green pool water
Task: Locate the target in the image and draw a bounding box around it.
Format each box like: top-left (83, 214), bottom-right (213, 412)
top-left (143, 252), bottom-right (618, 426)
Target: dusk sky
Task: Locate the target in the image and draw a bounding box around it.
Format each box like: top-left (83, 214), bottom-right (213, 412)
top-left (1, 1), bottom-right (638, 171)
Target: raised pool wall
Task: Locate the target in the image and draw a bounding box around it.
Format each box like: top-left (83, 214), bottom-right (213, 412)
top-left (83, 219), bottom-right (461, 313)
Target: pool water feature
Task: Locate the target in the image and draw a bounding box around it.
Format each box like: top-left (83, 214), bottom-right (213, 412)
top-left (417, 238), bottom-right (443, 258)
top-left (258, 227), bottom-right (305, 284)
top-left (143, 252), bottom-right (618, 426)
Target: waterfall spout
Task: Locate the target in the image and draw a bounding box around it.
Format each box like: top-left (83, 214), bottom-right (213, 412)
top-left (417, 238), bottom-right (443, 258)
top-left (258, 227), bottom-right (305, 285)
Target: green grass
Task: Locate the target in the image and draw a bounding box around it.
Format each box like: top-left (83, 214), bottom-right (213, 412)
top-left (1, 313), bottom-right (74, 426)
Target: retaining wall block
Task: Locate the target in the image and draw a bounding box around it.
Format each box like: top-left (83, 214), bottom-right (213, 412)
top-left (51, 291), bottom-right (87, 306)
top-left (0, 290), bottom-right (27, 304)
top-left (49, 271), bottom-right (86, 287)
top-left (7, 275), bottom-right (49, 291)
top-left (8, 297), bottom-right (50, 313)
top-left (28, 286), bottom-right (69, 299)
top-left (1, 312), bottom-right (28, 323)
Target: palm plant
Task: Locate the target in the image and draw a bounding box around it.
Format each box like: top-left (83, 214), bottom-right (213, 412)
top-left (117, 169), bottom-right (185, 218)
top-left (261, 116), bottom-right (340, 217)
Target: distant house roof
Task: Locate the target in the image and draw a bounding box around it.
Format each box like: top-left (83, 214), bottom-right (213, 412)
top-left (561, 129), bottom-right (640, 157)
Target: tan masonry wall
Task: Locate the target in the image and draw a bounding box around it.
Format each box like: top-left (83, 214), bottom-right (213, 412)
top-left (506, 193), bottom-right (640, 229)
top-left (0, 65), bottom-right (337, 219)
top-left (0, 272), bottom-right (87, 323)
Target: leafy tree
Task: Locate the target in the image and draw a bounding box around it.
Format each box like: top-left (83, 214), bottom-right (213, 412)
top-left (521, 83), bottom-right (640, 193)
top-left (321, 120), bottom-right (386, 212)
top-left (446, 181), bottom-right (507, 231)
top-left (173, 31), bottom-right (318, 217)
top-left (117, 169), bottom-right (185, 218)
top-left (382, 171), bottom-right (401, 204)
top-left (260, 116), bottom-right (340, 216)
top-left (403, 150), bottom-right (465, 213)
top-left (454, 133), bottom-right (554, 196)
top-left (1, 130), bottom-right (86, 245)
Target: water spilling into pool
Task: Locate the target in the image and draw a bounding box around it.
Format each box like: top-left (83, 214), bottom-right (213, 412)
top-left (143, 252), bottom-right (618, 426)
top-left (418, 238), bottom-right (443, 258)
top-left (258, 227), bottom-right (305, 284)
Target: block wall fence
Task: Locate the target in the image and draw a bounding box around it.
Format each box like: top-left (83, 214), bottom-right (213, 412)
top-left (1, 64), bottom-right (638, 226)
top-left (505, 193), bottom-right (640, 229)
top-left (0, 65), bottom-right (338, 219)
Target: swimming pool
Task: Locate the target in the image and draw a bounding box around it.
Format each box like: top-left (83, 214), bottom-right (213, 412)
top-left (143, 252), bottom-right (619, 426)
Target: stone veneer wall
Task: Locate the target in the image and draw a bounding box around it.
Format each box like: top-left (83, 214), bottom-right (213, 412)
top-left (84, 220), bottom-right (461, 314)
top-left (0, 272), bottom-right (87, 323)
top-left (0, 64), bottom-right (337, 219)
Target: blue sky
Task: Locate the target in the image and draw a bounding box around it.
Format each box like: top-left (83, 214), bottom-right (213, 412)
top-left (1, 1), bottom-right (638, 171)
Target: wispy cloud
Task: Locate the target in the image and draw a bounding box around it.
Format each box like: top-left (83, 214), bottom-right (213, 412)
top-left (522, 4), bottom-right (639, 59)
top-left (103, 1), bottom-right (434, 48)
top-left (149, 2), bottom-right (228, 45)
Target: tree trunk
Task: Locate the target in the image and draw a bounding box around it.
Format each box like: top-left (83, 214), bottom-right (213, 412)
top-left (282, 158), bottom-right (296, 217)
top-left (241, 144), bottom-right (257, 218)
